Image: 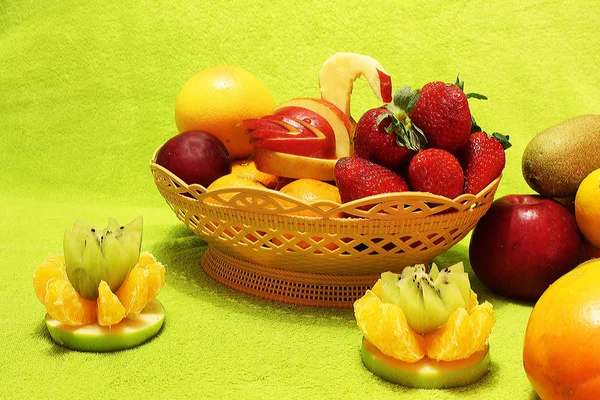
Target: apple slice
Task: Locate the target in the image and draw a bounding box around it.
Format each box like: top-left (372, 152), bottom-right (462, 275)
top-left (275, 98), bottom-right (351, 158)
top-left (319, 52), bottom-right (392, 117)
top-left (253, 147), bottom-right (339, 181)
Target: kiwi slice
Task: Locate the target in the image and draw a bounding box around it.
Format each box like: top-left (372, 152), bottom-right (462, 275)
top-left (45, 300), bottom-right (165, 352)
top-left (64, 216), bottom-right (143, 300)
top-left (361, 337), bottom-right (490, 388)
top-left (380, 263), bottom-right (472, 333)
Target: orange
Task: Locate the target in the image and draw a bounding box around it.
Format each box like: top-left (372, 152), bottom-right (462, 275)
top-left (116, 266), bottom-right (149, 316)
top-left (424, 301), bottom-right (494, 361)
top-left (575, 168), bottom-right (600, 248)
top-left (279, 178), bottom-right (343, 217)
top-left (45, 279), bottom-right (97, 326)
top-left (523, 258), bottom-right (600, 400)
top-left (274, 179), bottom-right (344, 251)
top-left (97, 280), bottom-right (126, 327)
top-left (231, 159), bottom-right (279, 189)
top-left (175, 66), bottom-right (275, 160)
top-left (142, 262), bottom-right (166, 303)
top-left (33, 254), bottom-right (67, 304)
top-left (354, 290), bottom-right (426, 363)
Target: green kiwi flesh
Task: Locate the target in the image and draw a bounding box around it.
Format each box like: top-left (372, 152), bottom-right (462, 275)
top-left (64, 216), bottom-right (143, 300)
top-left (380, 263), bottom-right (470, 333)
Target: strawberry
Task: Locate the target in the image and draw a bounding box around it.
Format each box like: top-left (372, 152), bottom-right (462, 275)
top-left (408, 78), bottom-right (484, 153)
top-left (458, 131), bottom-right (511, 194)
top-left (334, 156), bottom-right (410, 210)
top-left (408, 148), bottom-right (464, 199)
top-left (353, 107), bottom-right (418, 170)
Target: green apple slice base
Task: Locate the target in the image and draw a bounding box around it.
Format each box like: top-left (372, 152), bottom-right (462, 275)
top-left (45, 299), bottom-right (165, 352)
top-left (361, 338), bottom-right (490, 389)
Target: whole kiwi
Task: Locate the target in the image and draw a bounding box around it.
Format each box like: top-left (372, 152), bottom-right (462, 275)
top-left (522, 114), bottom-right (600, 198)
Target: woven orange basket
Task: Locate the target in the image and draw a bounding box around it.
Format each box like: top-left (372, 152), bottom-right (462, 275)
top-left (150, 147), bottom-right (501, 308)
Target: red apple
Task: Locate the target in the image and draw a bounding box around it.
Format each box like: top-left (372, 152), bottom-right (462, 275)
top-left (469, 194), bottom-right (583, 301)
top-left (156, 130), bottom-right (231, 187)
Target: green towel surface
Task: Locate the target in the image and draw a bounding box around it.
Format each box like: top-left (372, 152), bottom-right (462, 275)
top-left (1, 0), bottom-right (599, 398)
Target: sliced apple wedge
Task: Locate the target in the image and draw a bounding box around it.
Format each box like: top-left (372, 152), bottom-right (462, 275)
top-left (253, 147), bottom-right (339, 181)
top-left (319, 52), bottom-right (392, 117)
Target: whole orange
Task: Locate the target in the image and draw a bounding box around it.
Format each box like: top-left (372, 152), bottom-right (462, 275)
top-left (575, 168), bottom-right (600, 249)
top-left (523, 258), bottom-right (600, 399)
top-left (175, 66), bottom-right (275, 160)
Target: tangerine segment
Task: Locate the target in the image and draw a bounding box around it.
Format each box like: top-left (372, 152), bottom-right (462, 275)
top-left (425, 301), bottom-right (495, 361)
top-left (354, 290), bottom-right (425, 363)
top-left (143, 262), bottom-right (166, 303)
top-left (33, 254), bottom-right (67, 304)
top-left (137, 252), bottom-right (158, 269)
top-left (116, 266), bottom-right (149, 316)
top-left (97, 280), bottom-right (126, 327)
top-left (45, 279), bottom-right (97, 326)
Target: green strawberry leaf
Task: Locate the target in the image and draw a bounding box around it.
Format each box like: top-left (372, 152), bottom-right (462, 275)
top-left (492, 132), bottom-right (512, 150)
top-left (466, 92), bottom-right (488, 100)
top-left (392, 86), bottom-right (420, 113)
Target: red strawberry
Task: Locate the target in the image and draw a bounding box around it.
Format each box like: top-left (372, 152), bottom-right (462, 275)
top-left (408, 81), bottom-right (472, 153)
top-left (458, 131), bottom-right (511, 194)
top-left (353, 107), bottom-right (418, 170)
top-left (334, 156), bottom-right (410, 210)
top-left (408, 148), bottom-right (464, 199)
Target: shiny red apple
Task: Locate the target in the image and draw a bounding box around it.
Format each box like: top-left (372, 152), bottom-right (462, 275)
top-left (469, 194), bottom-right (583, 301)
top-left (156, 130), bottom-right (231, 187)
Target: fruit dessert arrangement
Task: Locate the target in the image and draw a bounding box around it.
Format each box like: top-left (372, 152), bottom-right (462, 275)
top-left (155, 52), bottom-right (510, 216)
top-left (33, 217), bottom-right (166, 352)
top-left (354, 262), bottom-right (494, 389)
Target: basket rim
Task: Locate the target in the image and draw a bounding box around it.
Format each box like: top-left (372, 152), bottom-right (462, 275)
top-left (150, 145), bottom-right (501, 221)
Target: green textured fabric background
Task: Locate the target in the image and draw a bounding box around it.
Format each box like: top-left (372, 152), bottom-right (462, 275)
top-left (2, 0), bottom-right (599, 398)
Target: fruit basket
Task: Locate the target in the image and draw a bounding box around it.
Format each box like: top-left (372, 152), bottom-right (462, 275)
top-left (150, 147), bottom-right (501, 308)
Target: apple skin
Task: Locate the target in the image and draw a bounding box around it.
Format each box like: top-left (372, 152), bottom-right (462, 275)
top-left (469, 194), bottom-right (583, 301)
top-left (156, 130), bottom-right (231, 187)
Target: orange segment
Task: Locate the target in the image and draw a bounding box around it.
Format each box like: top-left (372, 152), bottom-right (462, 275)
top-left (33, 254), bottom-right (67, 304)
top-left (142, 262), bottom-right (166, 303)
top-left (354, 290), bottom-right (425, 363)
top-left (425, 301), bottom-right (495, 361)
top-left (116, 266), bottom-right (149, 316)
top-left (45, 279), bottom-right (97, 326)
top-left (137, 252), bottom-right (158, 269)
top-left (97, 280), bottom-right (126, 327)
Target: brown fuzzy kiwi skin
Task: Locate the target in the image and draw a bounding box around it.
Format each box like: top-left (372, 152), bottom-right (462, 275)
top-left (522, 114), bottom-right (600, 198)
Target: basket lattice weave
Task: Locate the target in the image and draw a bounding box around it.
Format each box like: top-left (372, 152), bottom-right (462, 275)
top-left (150, 148), bottom-right (500, 308)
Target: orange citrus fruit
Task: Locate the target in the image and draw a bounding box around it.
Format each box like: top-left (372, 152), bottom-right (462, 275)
top-left (142, 262), bottom-right (166, 303)
top-left (33, 254), bottom-right (67, 303)
top-left (279, 178), bottom-right (343, 217)
top-left (523, 258), bottom-right (600, 400)
top-left (45, 279), bottom-right (97, 326)
top-left (175, 66), bottom-right (275, 160)
top-left (354, 290), bottom-right (426, 363)
top-left (116, 266), bottom-right (149, 316)
top-left (575, 168), bottom-right (600, 248)
top-left (231, 159), bottom-right (279, 189)
top-left (424, 301), bottom-right (494, 361)
top-left (274, 179), bottom-right (344, 251)
top-left (97, 280), bottom-right (126, 327)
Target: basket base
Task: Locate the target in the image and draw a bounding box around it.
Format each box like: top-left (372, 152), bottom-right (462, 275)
top-left (200, 247), bottom-right (382, 308)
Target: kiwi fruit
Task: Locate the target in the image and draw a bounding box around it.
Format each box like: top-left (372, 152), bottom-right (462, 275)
top-left (522, 114), bottom-right (600, 198)
top-left (380, 263), bottom-right (471, 333)
top-left (64, 216), bottom-right (143, 300)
